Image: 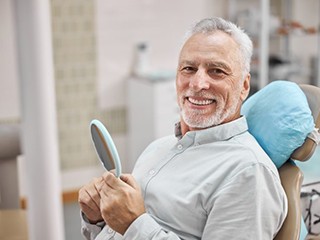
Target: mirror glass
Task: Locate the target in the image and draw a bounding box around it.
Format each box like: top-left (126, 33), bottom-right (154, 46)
top-left (90, 119), bottom-right (122, 177)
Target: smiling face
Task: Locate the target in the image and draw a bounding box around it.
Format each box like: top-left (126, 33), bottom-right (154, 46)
top-left (176, 31), bottom-right (250, 134)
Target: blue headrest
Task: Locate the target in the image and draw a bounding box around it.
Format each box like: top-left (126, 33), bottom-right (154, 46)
top-left (241, 80), bottom-right (314, 168)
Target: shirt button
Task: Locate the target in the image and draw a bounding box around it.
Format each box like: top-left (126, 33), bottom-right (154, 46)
top-left (149, 169), bottom-right (156, 175)
top-left (177, 144), bottom-right (183, 150)
top-left (107, 228), bottom-right (114, 234)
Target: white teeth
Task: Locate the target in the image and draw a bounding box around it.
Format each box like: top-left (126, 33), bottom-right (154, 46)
top-left (188, 97), bottom-right (213, 105)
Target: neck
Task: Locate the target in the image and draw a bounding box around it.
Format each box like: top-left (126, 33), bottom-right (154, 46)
top-left (180, 119), bottom-right (190, 136)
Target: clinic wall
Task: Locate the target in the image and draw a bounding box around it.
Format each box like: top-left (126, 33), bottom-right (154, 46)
top-left (50, 0), bottom-right (126, 170)
top-left (96, 0), bottom-right (227, 109)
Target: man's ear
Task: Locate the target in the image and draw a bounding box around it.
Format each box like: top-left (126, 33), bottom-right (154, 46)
top-left (240, 73), bottom-right (251, 101)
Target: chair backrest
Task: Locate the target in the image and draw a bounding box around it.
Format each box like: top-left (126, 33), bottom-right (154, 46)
top-left (291, 85), bottom-right (320, 161)
top-left (274, 84), bottom-right (320, 240)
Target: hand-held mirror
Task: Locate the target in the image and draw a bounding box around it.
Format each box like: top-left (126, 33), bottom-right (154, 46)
top-left (90, 119), bottom-right (122, 177)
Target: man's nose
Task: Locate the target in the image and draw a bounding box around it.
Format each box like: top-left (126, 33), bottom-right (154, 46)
top-left (189, 69), bottom-right (210, 91)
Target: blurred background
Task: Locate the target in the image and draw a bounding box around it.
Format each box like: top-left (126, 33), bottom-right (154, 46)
top-left (0, 0), bottom-right (320, 239)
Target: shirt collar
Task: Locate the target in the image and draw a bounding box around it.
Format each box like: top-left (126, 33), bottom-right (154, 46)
top-left (175, 116), bottom-right (248, 145)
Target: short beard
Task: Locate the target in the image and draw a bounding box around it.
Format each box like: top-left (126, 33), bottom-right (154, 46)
top-left (180, 90), bottom-right (241, 129)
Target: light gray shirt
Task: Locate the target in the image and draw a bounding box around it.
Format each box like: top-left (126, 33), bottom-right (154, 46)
top-left (81, 117), bottom-right (287, 240)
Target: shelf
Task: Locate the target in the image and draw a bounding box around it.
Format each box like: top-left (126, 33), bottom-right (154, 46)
top-left (229, 0), bottom-right (320, 88)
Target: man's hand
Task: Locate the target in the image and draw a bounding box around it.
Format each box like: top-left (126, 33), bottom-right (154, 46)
top-left (99, 172), bottom-right (146, 235)
top-left (78, 177), bottom-right (104, 224)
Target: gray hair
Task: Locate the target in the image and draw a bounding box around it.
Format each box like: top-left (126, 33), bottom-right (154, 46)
top-left (184, 17), bottom-right (253, 78)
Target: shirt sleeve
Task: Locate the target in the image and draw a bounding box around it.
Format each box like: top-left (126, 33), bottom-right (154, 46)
top-left (80, 211), bottom-right (105, 240)
top-left (201, 163), bottom-right (288, 240)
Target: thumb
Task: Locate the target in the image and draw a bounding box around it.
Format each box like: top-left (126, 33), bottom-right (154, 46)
top-left (120, 174), bottom-right (140, 190)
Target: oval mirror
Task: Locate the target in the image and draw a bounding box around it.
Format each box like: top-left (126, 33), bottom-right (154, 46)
top-left (90, 119), bottom-right (122, 177)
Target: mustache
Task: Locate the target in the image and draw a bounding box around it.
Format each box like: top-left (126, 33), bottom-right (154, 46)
top-left (183, 90), bottom-right (217, 99)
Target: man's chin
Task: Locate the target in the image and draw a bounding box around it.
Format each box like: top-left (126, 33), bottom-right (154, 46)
top-left (182, 117), bottom-right (217, 129)
top-left (182, 112), bottom-right (226, 129)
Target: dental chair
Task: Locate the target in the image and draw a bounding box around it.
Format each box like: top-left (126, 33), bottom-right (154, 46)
top-left (274, 84), bottom-right (320, 240)
top-left (242, 81), bottom-right (320, 240)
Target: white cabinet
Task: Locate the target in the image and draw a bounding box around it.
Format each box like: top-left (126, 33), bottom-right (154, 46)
top-left (127, 77), bottom-right (180, 170)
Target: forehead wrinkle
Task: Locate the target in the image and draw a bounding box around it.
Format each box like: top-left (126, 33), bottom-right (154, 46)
top-left (179, 59), bottom-right (230, 69)
top-left (179, 59), bottom-right (198, 66)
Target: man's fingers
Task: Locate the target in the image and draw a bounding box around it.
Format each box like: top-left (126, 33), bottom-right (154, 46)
top-left (120, 174), bottom-right (140, 190)
top-left (80, 201), bottom-right (97, 215)
top-left (99, 180), bottom-right (116, 198)
top-left (79, 188), bottom-right (100, 213)
top-left (102, 171), bottom-right (121, 189)
top-left (94, 177), bottom-right (104, 193)
top-left (84, 187), bottom-right (100, 209)
top-left (79, 177), bottom-right (103, 209)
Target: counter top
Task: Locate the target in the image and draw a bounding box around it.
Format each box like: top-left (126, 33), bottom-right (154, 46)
top-left (0, 209), bottom-right (28, 240)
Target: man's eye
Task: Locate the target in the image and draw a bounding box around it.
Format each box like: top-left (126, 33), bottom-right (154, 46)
top-left (181, 67), bottom-right (195, 73)
top-left (209, 69), bottom-right (225, 75)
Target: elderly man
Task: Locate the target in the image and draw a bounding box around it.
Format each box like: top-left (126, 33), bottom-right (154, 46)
top-left (79, 17), bottom-right (287, 240)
